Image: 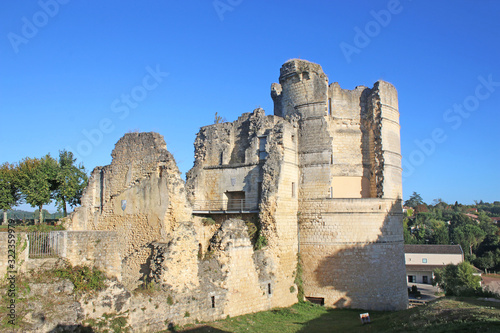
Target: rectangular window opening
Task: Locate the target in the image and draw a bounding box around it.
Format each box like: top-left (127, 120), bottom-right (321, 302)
top-left (292, 182), bottom-right (296, 198)
top-left (211, 296), bottom-right (215, 308)
top-left (305, 297), bottom-right (325, 306)
top-left (327, 98), bottom-right (331, 116)
top-left (268, 283), bottom-right (272, 295)
top-left (422, 258), bottom-right (427, 263)
top-left (259, 136), bottom-right (268, 161)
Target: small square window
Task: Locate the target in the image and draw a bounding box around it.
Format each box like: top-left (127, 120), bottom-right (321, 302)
top-left (422, 258), bottom-right (427, 263)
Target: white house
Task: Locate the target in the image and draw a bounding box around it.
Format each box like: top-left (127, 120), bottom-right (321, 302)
top-left (405, 244), bottom-right (464, 284)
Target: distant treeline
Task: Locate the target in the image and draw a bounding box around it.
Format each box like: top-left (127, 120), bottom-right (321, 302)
top-left (1, 209), bottom-right (64, 222)
top-left (404, 193), bottom-right (500, 273)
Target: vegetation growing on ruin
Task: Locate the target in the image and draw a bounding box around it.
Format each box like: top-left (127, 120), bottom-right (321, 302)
top-left (294, 254), bottom-right (304, 302)
top-left (243, 215), bottom-right (267, 250)
top-left (133, 281), bottom-right (161, 296)
top-left (53, 264), bottom-right (106, 294)
top-left (201, 217), bottom-right (216, 226)
top-left (84, 312), bottom-right (130, 333)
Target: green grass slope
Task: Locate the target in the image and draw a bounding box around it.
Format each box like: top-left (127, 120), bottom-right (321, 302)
top-left (175, 297), bottom-right (500, 333)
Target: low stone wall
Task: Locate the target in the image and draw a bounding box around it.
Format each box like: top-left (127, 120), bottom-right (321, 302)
top-left (0, 230), bottom-right (120, 279)
top-left (62, 231), bottom-right (121, 279)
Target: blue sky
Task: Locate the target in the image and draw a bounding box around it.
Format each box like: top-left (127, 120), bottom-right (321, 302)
top-left (1, 0), bottom-right (499, 212)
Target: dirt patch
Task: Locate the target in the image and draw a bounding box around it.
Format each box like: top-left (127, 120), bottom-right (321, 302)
top-left (482, 275), bottom-right (500, 295)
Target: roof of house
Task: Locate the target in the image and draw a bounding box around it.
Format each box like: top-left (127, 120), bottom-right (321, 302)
top-left (406, 264), bottom-right (483, 274)
top-left (404, 244), bottom-right (463, 255)
top-left (406, 264), bottom-right (445, 272)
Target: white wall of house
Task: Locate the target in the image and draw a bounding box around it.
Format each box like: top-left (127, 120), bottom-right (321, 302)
top-left (405, 253), bottom-right (463, 265)
top-left (406, 270), bottom-right (433, 284)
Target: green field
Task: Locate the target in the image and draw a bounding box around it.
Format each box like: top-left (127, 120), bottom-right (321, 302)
top-left (175, 298), bottom-right (500, 333)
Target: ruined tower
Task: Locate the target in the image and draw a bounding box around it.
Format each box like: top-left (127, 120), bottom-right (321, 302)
top-left (272, 59), bottom-right (407, 310)
top-left (64, 60), bottom-right (408, 327)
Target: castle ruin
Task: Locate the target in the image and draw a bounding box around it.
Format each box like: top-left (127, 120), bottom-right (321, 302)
top-left (64, 59), bottom-right (408, 325)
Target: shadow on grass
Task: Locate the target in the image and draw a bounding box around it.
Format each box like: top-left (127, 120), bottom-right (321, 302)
top-left (179, 326), bottom-right (232, 333)
top-left (454, 296), bottom-right (500, 308)
top-left (295, 307), bottom-right (388, 333)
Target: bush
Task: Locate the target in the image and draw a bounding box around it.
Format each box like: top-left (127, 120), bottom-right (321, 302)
top-left (408, 285), bottom-right (421, 298)
top-left (433, 262), bottom-right (481, 296)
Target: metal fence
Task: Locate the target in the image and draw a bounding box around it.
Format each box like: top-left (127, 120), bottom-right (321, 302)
top-left (28, 232), bottom-right (62, 258)
top-left (192, 199), bottom-right (258, 211)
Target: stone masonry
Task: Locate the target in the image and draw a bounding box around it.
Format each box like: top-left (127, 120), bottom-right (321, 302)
top-left (54, 59), bottom-right (408, 329)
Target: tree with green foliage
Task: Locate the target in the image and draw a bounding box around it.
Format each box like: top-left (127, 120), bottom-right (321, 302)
top-left (433, 262), bottom-right (481, 296)
top-left (450, 214), bottom-right (486, 256)
top-left (0, 163), bottom-right (21, 224)
top-left (404, 192), bottom-right (424, 208)
top-left (475, 251), bottom-right (496, 273)
top-left (15, 155), bottom-right (58, 224)
top-left (474, 234), bottom-right (500, 272)
top-left (54, 150), bottom-right (88, 217)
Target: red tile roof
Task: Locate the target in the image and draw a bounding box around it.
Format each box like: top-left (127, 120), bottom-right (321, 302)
top-left (406, 264), bottom-right (446, 272)
top-left (404, 244), bottom-right (463, 255)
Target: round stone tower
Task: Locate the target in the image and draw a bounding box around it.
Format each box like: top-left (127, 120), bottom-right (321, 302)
top-left (271, 59), bottom-right (329, 119)
top-left (373, 80), bottom-right (403, 200)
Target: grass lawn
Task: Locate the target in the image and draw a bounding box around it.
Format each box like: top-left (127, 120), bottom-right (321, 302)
top-left (175, 297), bottom-right (500, 333)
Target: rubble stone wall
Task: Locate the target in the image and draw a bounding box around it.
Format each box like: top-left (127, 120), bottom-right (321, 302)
top-left (68, 132), bottom-right (192, 288)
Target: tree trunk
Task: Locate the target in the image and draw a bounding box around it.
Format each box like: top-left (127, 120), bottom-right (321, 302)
top-left (63, 198), bottom-right (67, 217)
top-left (39, 205), bottom-right (43, 224)
top-left (2, 211), bottom-right (6, 225)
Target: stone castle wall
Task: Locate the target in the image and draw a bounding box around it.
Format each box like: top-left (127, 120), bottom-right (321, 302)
top-left (272, 59), bottom-right (407, 310)
top-left (11, 59), bottom-right (408, 330)
top-left (68, 132), bottom-right (192, 288)
top-left (298, 198), bottom-right (407, 310)
top-left (0, 231), bottom-right (120, 279)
